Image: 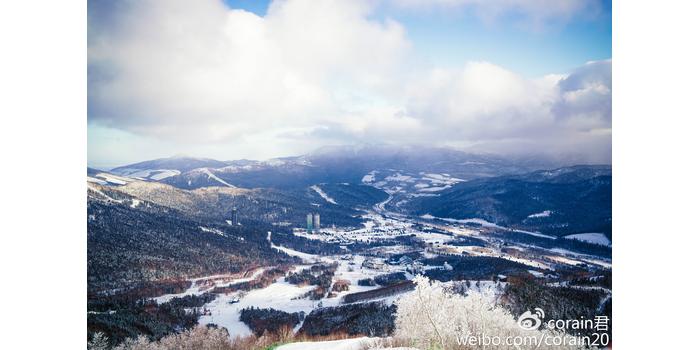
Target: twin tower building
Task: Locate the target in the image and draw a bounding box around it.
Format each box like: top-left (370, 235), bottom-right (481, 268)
top-left (306, 213), bottom-right (321, 233)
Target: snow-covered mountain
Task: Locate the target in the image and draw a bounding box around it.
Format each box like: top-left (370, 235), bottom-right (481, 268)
top-left (406, 165), bottom-right (612, 238)
top-left (110, 156), bottom-right (229, 181)
top-left (108, 145), bottom-right (567, 190)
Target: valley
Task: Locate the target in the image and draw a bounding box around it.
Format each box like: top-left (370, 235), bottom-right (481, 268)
top-left (86, 147), bottom-right (612, 348)
top-left (191, 202), bottom-right (611, 340)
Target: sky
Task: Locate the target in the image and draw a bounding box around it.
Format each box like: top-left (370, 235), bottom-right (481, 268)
top-left (88, 0), bottom-right (611, 168)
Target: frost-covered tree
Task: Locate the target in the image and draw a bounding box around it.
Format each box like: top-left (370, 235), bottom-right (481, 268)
top-left (88, 332), bottom-right (110, 350)
top-left (394, 276), bottom-right (588, 350)
top-left (113, 327), bottom-right (231, 350)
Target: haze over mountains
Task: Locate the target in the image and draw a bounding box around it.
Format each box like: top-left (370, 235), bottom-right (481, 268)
top-left (102, 145), bottom-right (595, 188)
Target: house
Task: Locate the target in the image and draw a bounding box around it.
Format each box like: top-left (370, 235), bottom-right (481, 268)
top-left (398, 255), bottom-right (414, 266)
top-left (361, 258), bottom-right (386, 270)
top-left (406, 261), bottom-right (425, 274)
top-left (388, 255), bottom-right (414, 266)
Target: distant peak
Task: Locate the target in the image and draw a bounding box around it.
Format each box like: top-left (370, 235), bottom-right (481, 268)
top-left (170, 154), bottom-right (192, 159)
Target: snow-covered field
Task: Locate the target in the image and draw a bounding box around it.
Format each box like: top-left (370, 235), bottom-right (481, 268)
top-left (153, 268), bottom-right (270, 304)
top-left (564, 232), bottom-right (611, 246)
top-left (117, 168), bottom-right (181, 181)
top-left (199, 226), bottom-right (227, 237)
top-left (526, 210), bottom-right (552, 219)
top-left (419, 214), bottom-right (557, 239)
top-left (111, 168), bottom-right (181, 180)
top-left (197, 168), bottom-right (236, 187)
top-left (275, 337), bottom-right (383, 350)
top-left (199, 277), bottom-right (319, 338)
top-left (310, 185), bottom-right (337, 204)
top-left (197, 251), bottom-right (408, 339)
top-left (88, 172), bottom-right (136, 186)
top-left (362, 170), bottom-right (463, 195)
top-left (361, 170), bottom-right (377, 184)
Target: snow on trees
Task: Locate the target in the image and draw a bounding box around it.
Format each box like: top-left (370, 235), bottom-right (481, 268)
top-left (394, 276), bottom-right (587, 350)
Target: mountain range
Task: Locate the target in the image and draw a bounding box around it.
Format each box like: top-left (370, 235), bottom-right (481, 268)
top-left (104, 145), bottom-right (566, 190)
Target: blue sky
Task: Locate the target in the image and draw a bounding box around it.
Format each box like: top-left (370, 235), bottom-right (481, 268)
top-left (88, 0), bottom-right (612, 168)
top-left (225, 0), bottom-right (611, 77)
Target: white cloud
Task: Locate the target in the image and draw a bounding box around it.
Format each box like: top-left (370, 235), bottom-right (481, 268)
top-left (89, 0), bottom-right (410, 141)
top-left (88, 0), bottom-right (611, 163)
top-left (401, 59), bottom-right (611, 161)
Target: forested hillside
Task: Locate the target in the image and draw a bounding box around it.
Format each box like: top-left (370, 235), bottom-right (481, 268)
top-left (407, 165), bottom-right (612, 237)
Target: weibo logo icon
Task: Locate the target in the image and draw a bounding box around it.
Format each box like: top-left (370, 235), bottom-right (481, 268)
top-left (517, 308), bottom-right (545, 330)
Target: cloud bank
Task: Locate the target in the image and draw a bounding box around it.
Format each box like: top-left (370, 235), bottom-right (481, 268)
top-left (88, 0), bottom-right (611, 163)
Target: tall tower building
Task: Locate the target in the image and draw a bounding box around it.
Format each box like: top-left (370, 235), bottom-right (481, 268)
top-left (313, 213), bottom-right (320, 232)
top-left (306, 213), bottom-right (313, 233)
top-left (231, 207), bottom-right (238, 225)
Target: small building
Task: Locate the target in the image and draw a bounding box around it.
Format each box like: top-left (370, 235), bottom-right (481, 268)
top-left (362, 258), bottom-right (386, 270)
top-left (389, 255), bottom-right (414, 266)
top-left (406, 261), bottom-right (425, 274)
top-left (398, 255), bottom-right (414, 266)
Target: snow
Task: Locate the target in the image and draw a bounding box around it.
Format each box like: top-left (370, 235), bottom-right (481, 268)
top-left (194, 233), bottom-right (408, 339)
top-left (420, 214), bottom-right (501, 228)
top-left (419, 214), bottom-right (556, 239)
top-left (413, 231), bottom-right (453, 244)
top-left (547, 248), bottom-right (612, 268)
top-left (362, 170), bottom-right (377, 184)
top-left (547, 254), bottom-right (585, 266)
top-left (200, 276), bottom-right (319, 338)
top-left (421, 173), bottom-right (463, 185)
top-left (418, 185), bottom-right (451, 192)
top-left (310, 185), bottom-right (337, 204)
top-left (511, 229), bottom-right (557, 240)
top-left (409, 193), bottom-right (439, 197)
top-left (375, 195), bottom-right (392, 211)
top-left (153, 269), bottom-right (269, 304)
top-left (263, 158), bottom-right (287, 166)
top-left (130, 199), bottom-right (141, 208)
top-left (156, 200), bottom-right (611, 341)
top-left (384, 173), bottom-right (415, 182)
top-left (271, 243), bottom-right (326, 264)
top-left (199, 226), bottom-right (227, 237)
top-left (527, 210), bottom-right (552, 219)
top-left (119, 169), bottom-right (181, 180)
top-left (87, 176), bottom-right (108, 185)
top-left (93, 172), bottom-right (134, 185)
top-left (275, 337), bottom-right (381, 350)
top-left (528, 270), bottom-right (545, 277)
top-left (564, 233), bottom-right (611, 247)
top-left (87, 183), bottom-right (124, 203)
top-left (198, 168), bottom-right (235, 187)
top-left (150, 169), bottom-right (181, 180)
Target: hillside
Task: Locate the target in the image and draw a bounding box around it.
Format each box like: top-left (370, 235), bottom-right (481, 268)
top-left (107, 146), bottom-right (559, 191)
top-left (406, 165), bottom-right (612, 237)
top-left (87, 183), bottom-right (296, 295)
